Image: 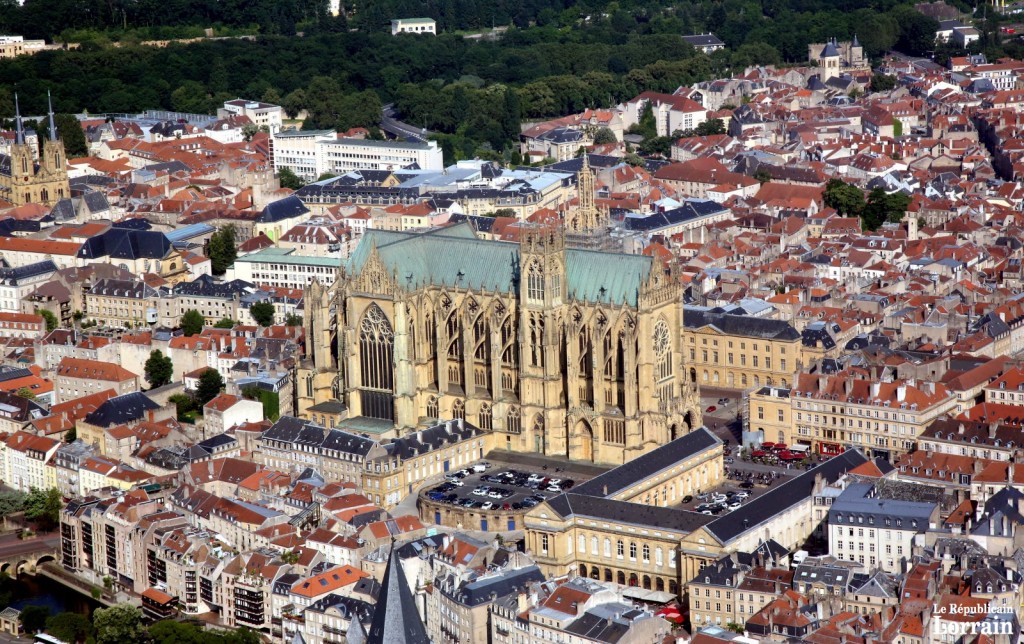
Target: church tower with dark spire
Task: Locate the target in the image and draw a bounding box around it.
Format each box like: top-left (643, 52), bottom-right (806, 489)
top-left (0, 91), bottom-right (69, 207)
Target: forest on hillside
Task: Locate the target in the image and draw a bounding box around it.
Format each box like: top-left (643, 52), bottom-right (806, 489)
top-left (0, 0), bottom-right (1016, 163)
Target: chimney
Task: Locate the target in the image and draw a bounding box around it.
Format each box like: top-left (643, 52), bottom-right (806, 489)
top-left (603, 485), bottom-right (608, 496)
top-left (958, 423), bottom-right (965, 435)
top-left (989, 422), bottom-right (999, 439)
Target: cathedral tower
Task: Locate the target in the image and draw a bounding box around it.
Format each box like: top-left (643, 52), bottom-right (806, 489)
top-left (0, 92), bottom-right (70, 207)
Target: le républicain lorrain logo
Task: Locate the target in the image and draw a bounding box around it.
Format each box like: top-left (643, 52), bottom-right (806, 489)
top-left (931, 603), bottom-right (1016, 638)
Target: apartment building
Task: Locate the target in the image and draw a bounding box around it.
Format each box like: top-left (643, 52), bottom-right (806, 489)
top-left (827, 482), bottom-right (939, 571)
top-left (221, 99), bottom-right (283, 134)
top-left (684, 308), bottom-right (802, 389)
top-left (318, 138), bottom-right (444, 174)
top-left (746, 385), bottom-right (794, 447)
top-left (54, 357), bottom-right (140, 404)
top-left (271, 130), bottom-right (336, 182)
top-left (791, 371), bottom-right (957, 460)
top-left (226, 247), bottom-right (341, 290)
top-left (84, 278), bottom-right (160, 328)
top-left (687, 551), bottom-right (794, 629)
top-left (2, 431), bottom-right (59, 492)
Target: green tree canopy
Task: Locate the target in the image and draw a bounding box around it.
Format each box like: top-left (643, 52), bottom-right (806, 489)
top-left (46, 612), bottom-right (93, 643)
top-left (196, 368), bottom-right (225, 408)
top-left (823, 179), bottom-right (865, 218)
top-left (207, 224), bottom-right (238, 276)
top-left (19, 605), bottom-right (49, 634)
top-left (93, 605), bottom-right (145, 644)
top-left (284, 313), bottom-right (302, 326)
top-left (278, 167), bottom-right (304, 190)
top-left (181, 309), bottom-right (204, 336)
top-left (36, 308), bottom-right (57, 332)
top-left (249, 301), bottom-right (276, 327)
top-left (144, 349), bottom-right (174, 388)
top-left (213, 317), bottom-right (236, 329)
top-left (861, 188), bottom-right (911, 230)
top-left (24, 487), bottom-right (62, 531)
top-left (871, 73), bottom-right (897, 92)
top-left (54, 114), bottom-right (88, 157)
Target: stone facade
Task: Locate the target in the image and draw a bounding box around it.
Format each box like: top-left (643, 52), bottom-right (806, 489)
top-left (298, 177), bottom-right (702, 463)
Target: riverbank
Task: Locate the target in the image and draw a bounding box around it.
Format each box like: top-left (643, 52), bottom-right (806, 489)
top-left (35, 565), bottom-right (117, 610)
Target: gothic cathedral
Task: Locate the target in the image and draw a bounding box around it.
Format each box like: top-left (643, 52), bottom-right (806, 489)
top-left (0, 93), bottom-right (70, 208)
top-left (298, 161), bottom-right (702, 465)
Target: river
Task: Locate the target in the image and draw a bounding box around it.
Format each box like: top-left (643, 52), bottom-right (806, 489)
top-left (8, 573), bottom-right (99, 617)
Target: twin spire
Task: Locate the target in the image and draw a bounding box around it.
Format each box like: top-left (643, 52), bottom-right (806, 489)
top-left (12, 90), bottom-right (60, 145)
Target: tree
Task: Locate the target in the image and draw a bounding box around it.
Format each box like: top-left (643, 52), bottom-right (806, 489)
top-left (207, 224), bottom-right (238, 276)
top-left (278, 167), bottom-right (304, 190)
top-left (284, 313), bottom-right (302, 326)
top-left (861, 188), bottom-right (911, 230)
top-left (54, 114), bottom-right (88, 158)
top-left (695, 118), bottom-right (726, 136)
top-left (64, 426), bottom-right (76, 443)
top-left (241, 123), bottom-right (258, 142)
top-left (93, 605), bottom-right (145, 644)
top-left (249, 301), bottom-right (276, 327)
top-left (282, 89), bottom-right (306, 119)
top-left (23, 487), bottom-right (61, 531)
top-left (592, 128), bottom-right (617, 146)
top-left (46, 612), bottom-right (93, 643)
top-left (871, 73), bottom-right (897, 92)
top-left (214, 317), bottom-right (236, 328)
top-left (181, 309), bottom-right (204, 336)
top-left (195, 368), bottom-right (225, 408)
top-left (144, 349), bottom-right (174, 388)
top-left (19, 605), bottom-right (49, 634)
top-left (823, 179), bottom-right (865, 218)
top-left (0, 490), bottom-right (26, 516)
top-left (36, 308), bottom-right (57, 331)
top-left (168, 393), bottom-right (196, 422)
top-left (15, 387), bottom-right (37, 401)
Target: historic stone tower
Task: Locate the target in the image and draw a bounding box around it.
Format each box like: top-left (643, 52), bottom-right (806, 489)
top-left (0, 92), bottom-right (69, 207)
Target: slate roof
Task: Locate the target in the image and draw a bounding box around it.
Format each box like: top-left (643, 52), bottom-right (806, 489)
top-left (173, 274), bottom-right (255, 298)
top-left (258, 195), bottom-right (310, 223)
top-left (78, 228), bottom-right (172, 261)
top-left (84, 391), bottom-right (161, 428)
top-left (705, 450), bottom-right (868, 543)
top-left (829, 482), bottom-right (937, 527)
top-left (547, 493), bottom-right (713, 533)
top-left (348, 223), bottom-right (654, 306)
top-left (0, 260), bottom-right (57, 284)
top-left (49, 199), bottom-right (76, 221)
top-left (366, 548), bottom-right (429, 644)
top-left (683, 33), bottom-right (725, 47)
top-left (620, 200), bottom-right (729, 233)
top-left (574, 427), bottom-right (721, 497)
top-left (89, 278), bottom-right (160, 299)
top-left (438, 565), bottom-right (545, 607)
top-left (262, 416), bottom-right (378, 457)
top-left (385, 419), bottom-right (483, 459)
top-left (684, 308), bottom-right (801, 341)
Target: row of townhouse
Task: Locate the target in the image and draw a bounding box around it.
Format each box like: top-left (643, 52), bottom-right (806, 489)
top-left (0, 429), bottom-right (153, 495)
top-left (83, 275), bottom-right (297, 329)
top-left (747, 369), bottom-right (959, 460)
top-left (257, 415), bottom-right (493, 509)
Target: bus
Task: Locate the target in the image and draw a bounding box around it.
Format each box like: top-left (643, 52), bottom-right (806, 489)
top-left (34, 633), bottom-right (71, 644)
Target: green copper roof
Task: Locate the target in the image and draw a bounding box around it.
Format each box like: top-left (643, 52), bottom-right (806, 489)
top-left (347, 224), bottom-right (652, 306)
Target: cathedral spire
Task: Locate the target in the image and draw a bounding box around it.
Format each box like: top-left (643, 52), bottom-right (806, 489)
top-left (47, 90), bottom-right (58, 141)
top-left (14, 93), bottom-right (25, 146)
top-left (366, 546), bottom-right (429, 644)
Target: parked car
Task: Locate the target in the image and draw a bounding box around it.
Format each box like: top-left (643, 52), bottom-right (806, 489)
top-left (740, 480), bottom-right (755, 489)
top-left (481, 502), bottom-right (494, 510)
top-left (682, 495), bottom-right (693, 504)
top-left (728, 501), bottom-right (741, 510)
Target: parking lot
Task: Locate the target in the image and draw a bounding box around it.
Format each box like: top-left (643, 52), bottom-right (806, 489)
top-left (675, 458), bottom-right (797, 516)
top-left (423, 462), bottom-right (590, 513)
